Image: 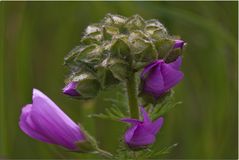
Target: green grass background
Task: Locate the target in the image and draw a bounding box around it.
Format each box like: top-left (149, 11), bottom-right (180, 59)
top-left (0, 1), bottom-right (238, 159)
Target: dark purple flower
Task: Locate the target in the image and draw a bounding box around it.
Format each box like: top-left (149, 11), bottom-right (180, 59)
top-left (121, 107), bottom-right (163, 150)
top-left (173, 40), bottom-right (185, 49)
top-left (19, 89), bottom-right (85, 150)
top-left (63, 82), bottom-right (80, 96)
top-left (141, 57), bottom-right (184, 99)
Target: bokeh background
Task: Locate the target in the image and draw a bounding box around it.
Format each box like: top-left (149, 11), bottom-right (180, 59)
top-left (0, 1), bottom-right (238, 159)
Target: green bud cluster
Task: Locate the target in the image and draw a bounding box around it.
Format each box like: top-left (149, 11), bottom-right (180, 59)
top-left (64, 14), bottom-right (181, 99)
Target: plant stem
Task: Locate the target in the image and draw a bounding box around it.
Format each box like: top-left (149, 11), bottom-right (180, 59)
top-left (126, 72), bottom-right (139, 119)
top-left (96, 148), bottom-right (113, 158)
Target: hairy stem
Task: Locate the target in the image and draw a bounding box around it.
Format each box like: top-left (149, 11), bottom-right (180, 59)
top-left (96, 148), bottom-right (113, 158)
top-left (126, 72), bottom-right (139, 119)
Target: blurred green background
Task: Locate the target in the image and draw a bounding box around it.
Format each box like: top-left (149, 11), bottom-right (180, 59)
top-left (0, 1), bottom-right (238, 159)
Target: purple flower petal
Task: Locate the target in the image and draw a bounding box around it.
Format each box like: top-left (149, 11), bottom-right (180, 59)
top-left (141, 57), bottom-right (184, 99)
top-left (149, 117), bottom-right (164, 135)
top-left (128, 125), bottom-right (155, 146)
top-left (169, 56), bottom-right (182, 70)
top-left (124, 125), bottom-right (138, 144)
top-left (161, 63), bottom-right (184, 91)
top-left (122, 106), bottom-right (163, 149)
top-left (19, 104), bottom-right (52, 143)
top-left (63, 82), bottom-right (80, 96)
top-left (140, 107), bottom-right (151, 123)
top-left (19, 89), bottom-right (85, 150)
top-left (143, 62), bottom-right (165, 96)
top-left (173, 40), bottom-right (185, 49)
top-left (140, 61), bottom-right (162, 80)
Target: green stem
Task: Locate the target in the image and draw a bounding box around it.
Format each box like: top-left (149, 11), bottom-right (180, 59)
top-left (96, 148), bottom-right (113, 158)
top-left (126, 72), bottom-right (139, 119)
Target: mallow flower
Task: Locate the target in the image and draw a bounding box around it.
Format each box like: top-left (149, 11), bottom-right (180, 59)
top-left (140, 56), bottom-right (184, 99)
top-left (19, 89), bottom-right (85, 150)
top-left (121, 107), bottom-right (164, 150)
top-left (63, 81), bottom-right (80, 97)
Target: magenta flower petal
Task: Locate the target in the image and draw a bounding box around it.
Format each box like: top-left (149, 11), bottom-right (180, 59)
top-left (143, 63), bottom-right (164, 96)
top-left (169, 56), bottom-right (182, 70)
top-left (19, 104), bottom-right (52, 143)
top-left (149, 117), bottom-right (164, 135)
top-left (19, 89), bottom-right (85, 150)
top-left (128, 125), bottom-right (155, 147)
top-left (63, 82), bottom-right (80, 96)
top-left (141, 57), bottom-right (184, 99)
top-left (122, 107), bottom-right (163, 149)
top-left (140, 107), bottom-right (151, 123)
top-left (173, 40), bottom-right (185, 49)
top-left (161, 62), bottom-right (184, 91)
top-left (140, 61), bottom-right (161, 80)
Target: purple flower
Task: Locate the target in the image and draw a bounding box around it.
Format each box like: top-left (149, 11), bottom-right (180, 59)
top-left (63, 82), bottom-right (80, 96)
top-left (19, 89), bottom-right (85, 150)
top-left (173, 39), bottom-right (185, 49)
top-left (121, 107), bottom-right (163, 150)
top-left (141, 57), bottom-right (184, 99)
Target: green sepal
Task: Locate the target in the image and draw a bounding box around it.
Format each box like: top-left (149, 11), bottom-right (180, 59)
top-left (131, 39), bottom-right (158, 69)
top-left (139, 89), bottom-right (173, 106)
top-left (165, 48), bottom-right (182, 63)
top-left (74, 44), bottom-right (103, 66)
top-left (144, 19), bottom-right (168, 40)
top-left (75, 124), bottom-right (98, 153)
top-left (70, 72), bottom-right (101, 98)
top-left (154, 39), bottom-right (175, 59)
top-left (103, 13), bottom-right (127, 27)
top-left (108, 58), bottom-right (129, 81)
top-left (110, 36), bottom-right (131, 61)
top-left (125, 14), bottom-right (145, 31)
top-left (96, 57), bottom-right (129, 87)
top-left (64, 46), bottom-right (81, 65)
top-left (96, 60), bottom-right (120, 87)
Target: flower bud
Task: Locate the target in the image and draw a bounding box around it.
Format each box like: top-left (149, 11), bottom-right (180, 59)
top-left (165, 39), bottom-right (185, 63)
top-left (64, 14), bottom-right (185, 98)
top-left (140, 57), bottom-right (184, 102)
top-left (63, 82), bottom-right (80, 97)
top-left (19, 89), bottom-right (86, 150)
top-left (121, 107), bottom-right (163, 150)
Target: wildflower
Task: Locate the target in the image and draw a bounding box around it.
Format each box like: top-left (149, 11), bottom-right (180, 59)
top-left (121, 107), bottom-right (163, 150)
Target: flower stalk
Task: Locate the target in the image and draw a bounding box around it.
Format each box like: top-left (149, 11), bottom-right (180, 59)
top-left (126, 72), bottom-right (139, 119)
top-left (96, 148), bottom-right (113, 158)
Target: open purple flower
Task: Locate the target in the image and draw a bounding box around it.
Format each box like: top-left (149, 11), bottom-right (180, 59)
top-left (141, 57), bottom-right (184, 99)
top-left (19, 89), bottom-right (85, 150)
top-left (63, 82), bottom-right (80, 96)
top-left (121, 107), bottom-right (164, 150)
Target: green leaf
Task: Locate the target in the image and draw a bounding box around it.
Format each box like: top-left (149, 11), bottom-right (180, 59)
top-left (74, 44), bottom-right (103, 65)
top-left (88, 106), bottom-right (127, 121)
top-left (150, 91), bottom-right (182, 119)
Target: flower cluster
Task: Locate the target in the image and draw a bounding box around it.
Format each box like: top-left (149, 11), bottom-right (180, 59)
top-left (19, 14), bottom-right (185, 158)
top-left (63, 14), bottom-right (184, 100)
